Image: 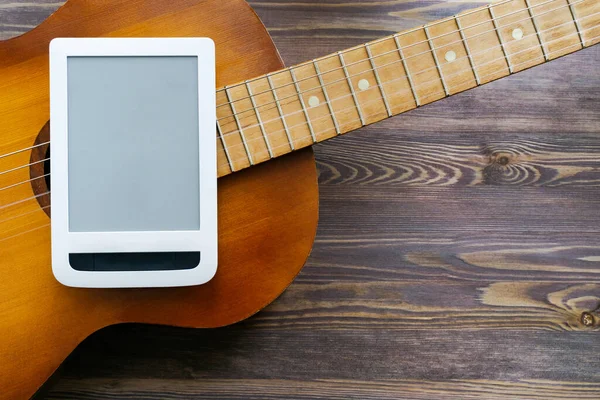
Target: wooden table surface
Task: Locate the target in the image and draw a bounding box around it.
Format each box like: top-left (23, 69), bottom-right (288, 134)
top-left (2, 0), bottom-right (600, 398)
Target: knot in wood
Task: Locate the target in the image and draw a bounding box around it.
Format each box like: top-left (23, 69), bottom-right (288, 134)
top-left (482, 152), bottom-right (522, 185)
top-left (497, 155), bottom-right (510, 166)
top-left (581, 312), bottom-right (595, 327)
top-left (489, 151), bottom-right (513, 166)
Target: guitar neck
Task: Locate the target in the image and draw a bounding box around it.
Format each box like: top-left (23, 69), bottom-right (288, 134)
top-left (215, 0), bottom-right (600, 177)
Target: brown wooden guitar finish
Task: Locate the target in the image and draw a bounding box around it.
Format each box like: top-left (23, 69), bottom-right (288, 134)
top-left (0, 1), bottom-right (319, 398)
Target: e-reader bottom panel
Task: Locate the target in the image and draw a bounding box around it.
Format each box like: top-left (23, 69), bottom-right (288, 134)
top-left (69, 252), bottom-right (201, 271)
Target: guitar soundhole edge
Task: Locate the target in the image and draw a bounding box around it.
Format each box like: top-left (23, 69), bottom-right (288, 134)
top-left (29, 120), bottom-right (51, 218)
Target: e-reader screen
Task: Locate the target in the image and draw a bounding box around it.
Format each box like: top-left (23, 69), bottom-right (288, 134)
top-left (66, 56), bottom-right (200, 233)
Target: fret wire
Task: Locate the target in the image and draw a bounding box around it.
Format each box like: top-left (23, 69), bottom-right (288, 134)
top-left (224, 86), bottom-right (254, 165)
top-left (393, 34), bottom-right (421, 106)
top-left (214, 0), bottom-right (582, 117)
top-left (214, 21), bottom-right (595, 156)
top-left (217, 32), bottom-right (595, 169)
top-left (213, 0), bottom-right (530, 100)
top-left (364, 43), bottom-right (392, 117)
top-left (245, 81), bottom-right (274, 158)
top-left (313, 60), bottom-right (342, 134)
top-left (289, 68), bottom-right (317, 142)
top-left (353, 0), bottom-right (516, 49)
top-left (219, 58), bottom-right (547, 169)
top-left (455, 15), bottom-right (481, 85)
top-left (338, 52), bottom-right (366, 126)
top-left (567, 0), bottom-right (586, 47)
top-left (488, 4), bottom-right (514, 73)
top-left (216, 4), bottom-right (592, 138)
top-left (524, 0), bottom-right (549, 60)
top-left (424, 25), bottom-right (451, 96)
top-left (267, 73), bottom-right (295, 150)
top-left (216, 120), bottom-right (235, 172)
top-left (220, 0), bottom-right (576, 123)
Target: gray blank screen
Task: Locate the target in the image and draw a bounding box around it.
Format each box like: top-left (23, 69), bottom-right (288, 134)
top-left (67, 56), bottom-right (200, 232)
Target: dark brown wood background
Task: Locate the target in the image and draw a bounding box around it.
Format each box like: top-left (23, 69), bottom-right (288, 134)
top-left (2, 0), bottom-right (600, 398)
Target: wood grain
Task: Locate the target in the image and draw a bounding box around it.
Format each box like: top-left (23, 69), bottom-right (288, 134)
top-left (0, 0), bottom-right (319, 399)
top-left (2, 0), bottom-right (600, 399)
top-left (42, 378), bottom-right (600, 400)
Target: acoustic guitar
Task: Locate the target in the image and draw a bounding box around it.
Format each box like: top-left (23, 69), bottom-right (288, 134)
top-left (1, 0), bottom-right (598, 398)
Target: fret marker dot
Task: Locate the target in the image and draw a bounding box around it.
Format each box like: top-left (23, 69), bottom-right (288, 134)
top-left (308, 96), bottom-right (320, 107)
top-left (444, 50), bottom-right (456, 62)
top-left (512, 28), bottom-right (524, 40)
top-left (358, 79), bottom-right (370, 90)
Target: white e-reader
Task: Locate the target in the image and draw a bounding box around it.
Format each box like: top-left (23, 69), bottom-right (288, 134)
top-left (49, 38), bottom-right (217, 288)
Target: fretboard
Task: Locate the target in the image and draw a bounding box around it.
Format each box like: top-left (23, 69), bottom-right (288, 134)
top-left (215, 0), bottom-right (600, 177)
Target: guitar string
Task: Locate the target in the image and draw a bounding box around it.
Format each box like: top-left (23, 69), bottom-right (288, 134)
top-left (0, 0), bottom-right (527, 163)
top-left (215, 0), bottom-right (585, 117)
top-left (0, 19), bottom-right (595, 188)
top-left (0, 29), bottom-right (596, 220)
top-left (217, 0), bottom-right (587, 118)
top-left (0, 0), bottom-right (588, 161)
top-left (214, 11), bottom-right (598, 143)
top-left (0, 0), bottom-right (582, 161)
top-left (0, 140), bottom-right (49, 160)
top-left (217, 0), bottom-right (586, 121)
top-left (218, 6), bottom-right (594, 133)
top-left (214, 0), bottom-right (580, 108)
top-left (0, 191), bottom-right (49, 211)
top-left (0, 158), bottom-right (48, 177)
top-left (0, 174), bottom-right (49, 192)
top-left (0, 205), bottom-right (50, 225)
top-left (0, 36), bottom-right (596, 236)
top-left (0, 6), bottom-right (593, 177)
top-left (0, 34), bottom-right (594, 238)
top-left (0, 223), bottom-right (50, 244)
top-left (214, 0), bottom-right (521, 97)
top-left (0, 8), bottom-right (595, 241)
top-left (214, 34), bottom-right (600, 170)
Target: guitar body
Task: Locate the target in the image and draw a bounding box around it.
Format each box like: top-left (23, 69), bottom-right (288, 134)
top-left (0, 1), bottom-right (319, 398)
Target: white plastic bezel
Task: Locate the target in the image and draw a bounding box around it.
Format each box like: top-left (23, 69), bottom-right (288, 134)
top-left (49, 37), bottom-right (217, 288)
